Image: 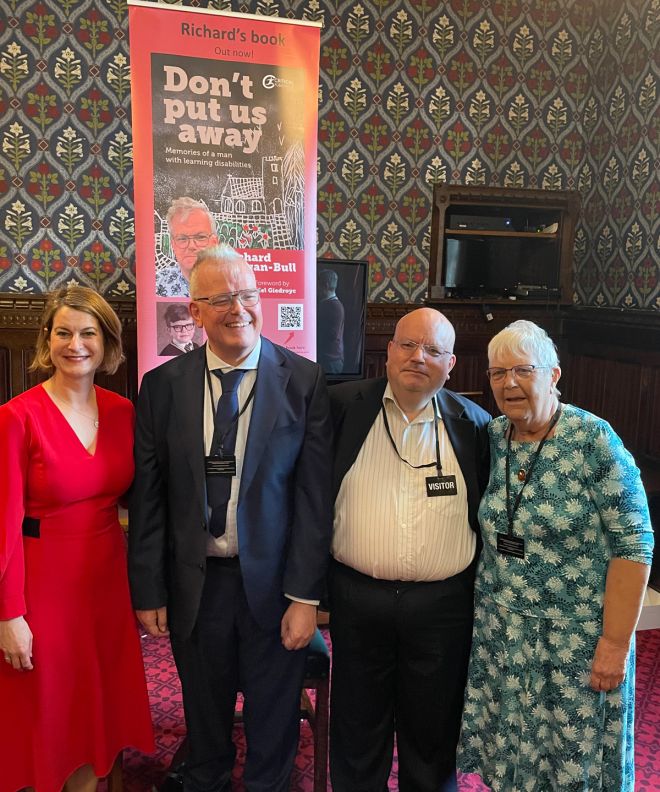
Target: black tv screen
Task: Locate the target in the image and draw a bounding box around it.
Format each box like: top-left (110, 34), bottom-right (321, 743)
top-left (444, 237), bottom-right (560, 298)
top-left (316, 258), bottom-right (368, 381)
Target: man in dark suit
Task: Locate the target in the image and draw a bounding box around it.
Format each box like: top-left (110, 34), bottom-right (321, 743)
top-left (129, 245), bottom-right (333, 792)
top-left (328, 307), bottom-right (491, 792)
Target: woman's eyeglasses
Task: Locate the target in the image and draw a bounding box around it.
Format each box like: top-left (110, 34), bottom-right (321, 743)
top-left (486, 365), bottom-right (550, 382)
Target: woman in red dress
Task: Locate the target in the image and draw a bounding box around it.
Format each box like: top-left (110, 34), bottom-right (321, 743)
top-left (0, 286), bottom-right (154, 792)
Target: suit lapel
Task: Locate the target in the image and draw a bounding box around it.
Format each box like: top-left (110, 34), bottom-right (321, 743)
top-left (334, 380), bottom-right (384, 494)
top-left (240, 338), bottom-right (290, 497)
top-left (171, 348), bottom-right (207, 516)
top-left (437, 391), bottom-right (478, 520)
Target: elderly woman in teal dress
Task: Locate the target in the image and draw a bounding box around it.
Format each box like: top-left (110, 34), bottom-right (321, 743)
top-left (458, 320), bottom-right (653, 792)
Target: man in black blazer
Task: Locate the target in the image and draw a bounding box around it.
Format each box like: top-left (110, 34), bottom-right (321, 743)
top-left (329, 307), bottom-right (491, 792)
top-left (129, 245), bottom-right (333, 792)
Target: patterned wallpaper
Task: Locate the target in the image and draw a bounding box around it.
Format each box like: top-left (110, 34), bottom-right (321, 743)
top-left (0, 0), bottom-right (658, 307)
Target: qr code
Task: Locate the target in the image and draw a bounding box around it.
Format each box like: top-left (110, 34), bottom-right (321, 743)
top-left (278, 303), bottom-right (303, 330)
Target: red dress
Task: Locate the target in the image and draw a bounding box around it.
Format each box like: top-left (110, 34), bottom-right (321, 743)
top-left (0, 384), bottom-right (154, 792)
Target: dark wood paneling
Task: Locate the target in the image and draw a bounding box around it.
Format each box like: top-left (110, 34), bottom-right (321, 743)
top-left (0, 346), bottom-right (9, 404)
top-left (366, 303), bottom-right (660, 475)
top-left (645, 369), bottom-right (660, 463)
top-left (2, 295), bottom-right (658, 479)
top-left (561, 308), bottom-right (660, 470)
top-left (562, 354), bottom-right (643, 451)
top-left (0, 294), bottom-right (137, 402)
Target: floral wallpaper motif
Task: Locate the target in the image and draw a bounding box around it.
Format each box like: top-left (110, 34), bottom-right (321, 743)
top-left (0, 0), bottom-right (657, 307)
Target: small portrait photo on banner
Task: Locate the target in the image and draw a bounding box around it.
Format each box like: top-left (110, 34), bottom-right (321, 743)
top-left (156, 301), bottom-right (202, 357)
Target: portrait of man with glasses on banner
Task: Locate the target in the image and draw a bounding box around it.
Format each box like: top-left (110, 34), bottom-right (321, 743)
top-left (158, 303), bottom-right (200, 357)
top-left (156, 197), bottom-right (219, 298)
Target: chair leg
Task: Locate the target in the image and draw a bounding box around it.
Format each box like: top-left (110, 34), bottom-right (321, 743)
top-left (106, 752), bottom-right (123, 792)
top-left (313, 679), bottom-right (329, 792)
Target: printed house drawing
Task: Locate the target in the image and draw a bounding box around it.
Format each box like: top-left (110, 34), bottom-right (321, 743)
top-left (155, 154), bottom-right (304, 267)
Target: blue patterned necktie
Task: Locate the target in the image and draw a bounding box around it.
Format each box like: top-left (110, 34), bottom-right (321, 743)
top-left (207, 368), bottom-right (246, 538)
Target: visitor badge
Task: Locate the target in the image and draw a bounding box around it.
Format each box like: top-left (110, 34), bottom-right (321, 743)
top-left (425, 475), bottom-right (457, 497)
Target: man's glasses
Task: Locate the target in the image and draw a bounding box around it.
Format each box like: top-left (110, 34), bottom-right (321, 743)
top-left (168, 322), bottom-right (194, 333)
top-left (171, 233), bottom-right (213, 248)
top-left (392, 339), bottom-right (452, 359)
top-left (486, 364), bottom-right (550, 382)
top-left (192, 288), bottom-right (261, 311)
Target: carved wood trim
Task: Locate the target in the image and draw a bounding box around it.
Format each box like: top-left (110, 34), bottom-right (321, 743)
top-left (0, 294), bottom-right (137, 403)
top-left (1, 296), bottom-right (658, 470)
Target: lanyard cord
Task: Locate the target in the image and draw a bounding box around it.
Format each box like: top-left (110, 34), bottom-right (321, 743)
top-left (204, 362), bottom-right (257, 455)
top-left (505, 405), bottom-right (561, 536)
top-left (380, 396), bottom-right (443, 475)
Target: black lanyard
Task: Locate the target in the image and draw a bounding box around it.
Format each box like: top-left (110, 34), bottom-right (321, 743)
top-left (505, 405), bottom-right (561, 536)
top-left (381, 396), bottom-right (443, 476)
top-left (204, 362), bottom-right (257, 455)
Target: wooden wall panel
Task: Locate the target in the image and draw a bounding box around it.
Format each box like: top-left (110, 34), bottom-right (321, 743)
top-left (561, 354), bottom-right (643, 451)
top-left (562, 309), bottom-right (660, 471)
top-left (0, 346), bottom-right (9, 404)
top-left (644, 369), bottom-right (660, 463)
top-left (0, 295), bottom-right (137, 403)
top-left (366, 303), bottom-right (660, 477)
top-left (1, 295), bottom-right (658, 480)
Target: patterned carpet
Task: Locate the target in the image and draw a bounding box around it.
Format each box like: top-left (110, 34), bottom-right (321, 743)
top-left (119, 628), bottom-right (660, 791)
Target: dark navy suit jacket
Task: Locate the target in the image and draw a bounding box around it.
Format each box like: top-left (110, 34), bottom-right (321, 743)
top-left (128, 338), bottom-right (334, 639)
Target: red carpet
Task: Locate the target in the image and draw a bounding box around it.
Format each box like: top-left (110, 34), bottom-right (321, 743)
top-left (119, 629), bottom-right (660, 791)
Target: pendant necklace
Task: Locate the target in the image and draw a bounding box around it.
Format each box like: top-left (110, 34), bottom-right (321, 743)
top-left (49, 390), bottom-right (99, 428)
top-left (509, 406), bottom-right (561, 484)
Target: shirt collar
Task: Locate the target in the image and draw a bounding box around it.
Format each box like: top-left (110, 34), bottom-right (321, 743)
top-left (205, 336), bottom-right (261, 372)
top-left (382, 381), bottom-right (437, 425)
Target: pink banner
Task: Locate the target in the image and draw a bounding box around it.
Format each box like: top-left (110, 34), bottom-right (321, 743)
top-left (129, 1), bottom-right (320, 380)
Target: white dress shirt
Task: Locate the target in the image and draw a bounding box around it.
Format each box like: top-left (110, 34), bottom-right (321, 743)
top-left (203, 340), bottom-right (316, 606)
top-left (204, 339), bottom-right (260, 558)
top-left (332, 383), bottom-right (475, 581)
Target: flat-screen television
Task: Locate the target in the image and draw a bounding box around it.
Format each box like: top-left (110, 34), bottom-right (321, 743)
top-left (443, 236), bottom-right (561, 299)
top-left (316, 258), bottom-right (368, 382)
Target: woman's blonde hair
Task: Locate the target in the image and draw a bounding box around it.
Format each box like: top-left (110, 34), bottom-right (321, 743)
top-left (30, 286), bottom-right (124, 375)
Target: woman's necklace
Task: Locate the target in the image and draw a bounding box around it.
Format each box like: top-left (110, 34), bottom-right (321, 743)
top-left (509, 405), bottom-right (561, 482)
top-left (49, 389), bottom-right (99, 428)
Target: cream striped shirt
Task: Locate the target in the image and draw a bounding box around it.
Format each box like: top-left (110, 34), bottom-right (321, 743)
top-left (332, 384), bottom-right (475, 581)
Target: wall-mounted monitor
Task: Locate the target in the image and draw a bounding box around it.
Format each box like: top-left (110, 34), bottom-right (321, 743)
top-left (316, 258), bottom-right (368, 382)
top-left (427, 185), bottom-right (579, 303)
top-left (444, 236), bottom-right (560, 299)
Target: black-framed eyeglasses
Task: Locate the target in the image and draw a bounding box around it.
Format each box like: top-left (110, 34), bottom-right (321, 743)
top-left (168, 322), bottom-right (194, 333)
top-left (171, 233), bottom-right (213, 248)
top-left (392, 339), bottom-right (452, 359)
top-left (486, 364), bottom-right (551, 382)
top-left (192, 288), bottom-right (261, 311)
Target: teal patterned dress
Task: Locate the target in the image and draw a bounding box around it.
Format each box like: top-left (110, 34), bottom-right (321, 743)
top-left (458, 404), bottom-right (654, 792)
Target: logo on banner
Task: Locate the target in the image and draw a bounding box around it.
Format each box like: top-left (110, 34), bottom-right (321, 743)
top-left (263, 75), bottom-right (294, 89)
